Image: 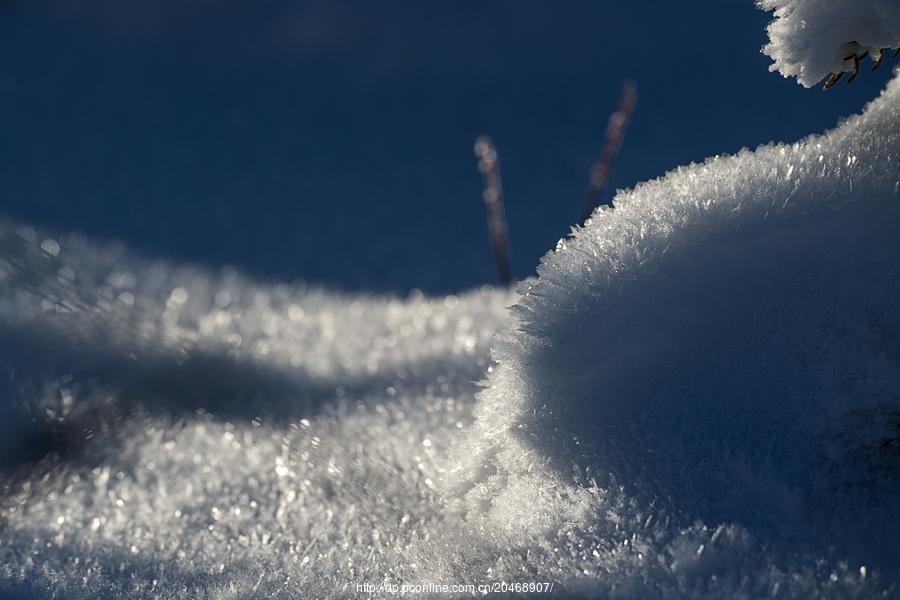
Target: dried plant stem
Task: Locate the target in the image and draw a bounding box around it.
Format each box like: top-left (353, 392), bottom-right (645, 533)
top-left (581, 80), bottom-right (638, 225)
top-left (474, 136), bottom-right (512, 288)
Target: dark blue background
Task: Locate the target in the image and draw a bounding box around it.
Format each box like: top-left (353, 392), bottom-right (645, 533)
top-left (0, 1), bottom-right (892, 293)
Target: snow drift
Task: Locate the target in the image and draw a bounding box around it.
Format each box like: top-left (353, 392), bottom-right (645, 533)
top-left (0, 228), bottom-right (516, 598)
top-left (1, 73), bottom-right (897, 597)
top-left (2, 5), bottom-right (900, 598)
top-left (448, 72), bottom-right (900, 595)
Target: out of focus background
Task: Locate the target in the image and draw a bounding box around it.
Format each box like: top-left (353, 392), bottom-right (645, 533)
top-left (0, 0), bottom-right (892, 293)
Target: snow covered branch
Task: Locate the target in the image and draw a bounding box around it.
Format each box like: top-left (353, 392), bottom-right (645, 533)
top-left (759, 0), bottom-right (900, 87)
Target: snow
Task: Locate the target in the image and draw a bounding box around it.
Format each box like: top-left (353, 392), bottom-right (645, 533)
top-left (2, 36), bottom-right (900, 600)
top-left (0, 226), bottom-right (515, 598)
top-left (760, 0), bottom-right (900, 87)
top-left (450, 70), bottom-right (900, 596)
top-left (2, 71), bottom-right (898, 596)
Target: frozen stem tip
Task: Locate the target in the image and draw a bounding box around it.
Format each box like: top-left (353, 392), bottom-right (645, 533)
top-left (872, 49), bottom-right (885, 71)
top-left (823, 43), bottom-right (899, 90)
top-left (474, 136), bottom-right (513, 288)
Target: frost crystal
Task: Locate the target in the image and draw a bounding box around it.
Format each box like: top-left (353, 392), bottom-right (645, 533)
top-left (760, 0), bottom-right (900, 87)
top-left (3, 33), bottom-right (900, 600)
top-left (451, 73), bottom-right (900, 595)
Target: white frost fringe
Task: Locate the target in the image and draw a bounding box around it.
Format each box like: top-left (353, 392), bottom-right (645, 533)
top-left (760, 0), bottom-right (900, 87)
top-left (451, 71), bottom-right (900, 596)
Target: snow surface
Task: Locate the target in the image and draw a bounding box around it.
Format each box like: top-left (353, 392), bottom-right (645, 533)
top-left (2, 52), bottom-right (900, 600)
top-left (450, 70), bottom-right (900, 597)
top-left (1, 71), bottom-right (898, 597)
top-left (760, 0), bottom-right (900, 87)
top-left (0, 226), bottom-right (515, 598)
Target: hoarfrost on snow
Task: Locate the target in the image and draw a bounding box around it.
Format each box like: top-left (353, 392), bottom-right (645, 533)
top-left (2, 72), bottom-right (898, 596)
top-left (0, 227), bottom-right (515, 598)
top-left (2, 8), bottom-right (900, 599)
top-left (759, 0), bottom-right (900, 87)
top-left (449, 72), bottom-right (900, 596)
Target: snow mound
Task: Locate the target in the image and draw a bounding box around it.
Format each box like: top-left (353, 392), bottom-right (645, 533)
top-left (760, 0), bottom-right (900, 87)
top-left (450, 73), bottom-right (900, 594)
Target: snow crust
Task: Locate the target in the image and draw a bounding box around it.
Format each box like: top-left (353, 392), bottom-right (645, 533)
top-left (760, 0), bottom-right (900, 87)
top-left (2, 70), bottom-right (900, 600)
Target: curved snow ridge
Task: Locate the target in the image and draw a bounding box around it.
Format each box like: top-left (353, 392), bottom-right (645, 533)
top-left (451, 75), bottom-right (900, 595)
top-left (760, 0), bottom-right (900, 87)
top-left (0, 223), bottom-right (509, 385)
top-left (0, 221), bottom-right (519, 467)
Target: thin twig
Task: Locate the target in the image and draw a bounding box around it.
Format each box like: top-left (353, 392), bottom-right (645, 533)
top-left (474, 136), bottom-right (512, 288)
top-left (581, 80), bottom-right (638, 225)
